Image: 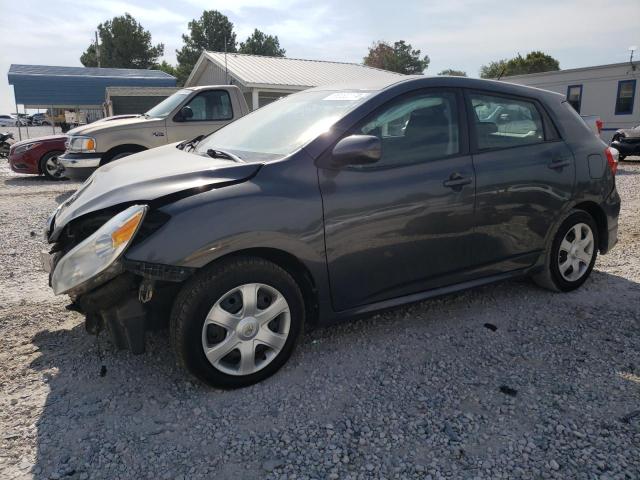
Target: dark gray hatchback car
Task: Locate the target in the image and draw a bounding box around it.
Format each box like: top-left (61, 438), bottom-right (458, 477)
top-left (42, 76), bottom-right (620, 388)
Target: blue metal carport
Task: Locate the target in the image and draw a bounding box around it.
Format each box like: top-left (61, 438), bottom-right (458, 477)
top-left (8, 64), bottom-right (176, 108)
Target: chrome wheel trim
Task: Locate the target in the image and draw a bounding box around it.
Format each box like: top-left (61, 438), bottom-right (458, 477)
top-left (558, 223), bottom-right (594, 282)
top-left (201, 283), bottom-right (291, 376)
top-left (45, 155), bottom-right (63, 178)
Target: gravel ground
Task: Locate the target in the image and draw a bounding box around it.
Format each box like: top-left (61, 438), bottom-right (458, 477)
top-left (0, 156), bottom-right (639, 480)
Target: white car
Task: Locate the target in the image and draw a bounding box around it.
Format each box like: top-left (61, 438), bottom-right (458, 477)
top-left (0, 114), bottom-right (24, 127)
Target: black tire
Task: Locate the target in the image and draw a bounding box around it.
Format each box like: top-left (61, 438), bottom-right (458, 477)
top-left (101, 151), bottom-right (134, 166)
top-left (39, 151), bottom-right (66, 180)
top-left (534, 210), bottom-right (598, 292)
top-left (170, 257), bottom-right (305, 389)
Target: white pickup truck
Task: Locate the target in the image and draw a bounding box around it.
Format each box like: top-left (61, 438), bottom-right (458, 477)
top-left (59, 85), bottom-right (250, 179)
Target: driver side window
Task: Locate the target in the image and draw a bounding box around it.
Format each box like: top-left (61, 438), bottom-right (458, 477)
top-left (182, 90), bottom-right (233, 122)
top-left (352, 90), bottom-right (460, 168)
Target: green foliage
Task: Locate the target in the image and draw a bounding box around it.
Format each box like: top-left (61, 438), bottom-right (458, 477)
top-left (364, 40), bottom-right (430, 75)
top-left (157, 61), bottom-right (177, 78)
top-left (239, 29), bottom-right (286, 57)
top-left (176, 10), bottom-right (237, 85)
top-left (480, 51), bottom-right (560, 78)
top-left (80, 13), bottom-right (164, 69)
top-left (437, 69), bottom-right (467, 77)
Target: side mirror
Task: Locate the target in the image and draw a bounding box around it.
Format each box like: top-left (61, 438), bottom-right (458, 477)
top-left (327, 134), bottom-right (381, 168)
top-left (176, 106), bottom-right (193, 122)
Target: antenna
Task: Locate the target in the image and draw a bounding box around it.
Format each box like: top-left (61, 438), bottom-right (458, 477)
top-left (629, 46), bottom-right (637, 72)
top-left (224, 37), bottom-right (228, 84)
top-left (497, 64), bottom-right (507, 81)
top-left (95, 31), bottom-right (101, 68)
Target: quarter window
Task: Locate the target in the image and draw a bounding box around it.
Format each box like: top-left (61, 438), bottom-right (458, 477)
top-left (470, 93), bottom-right (545, 150)
top-left (182, 90), bottom-right (233, 121)
top-left (566, 85), bottom-right (582, 113)
top-left (352, 91), bottom-right (459, 168)
top-left (615, 80), bottom-right (636, 115)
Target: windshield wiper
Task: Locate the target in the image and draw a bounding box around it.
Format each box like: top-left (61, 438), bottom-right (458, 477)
top-left (205, 148), bottom-right (243, 162)
top-left (177, 135), bottom-right (205, 151)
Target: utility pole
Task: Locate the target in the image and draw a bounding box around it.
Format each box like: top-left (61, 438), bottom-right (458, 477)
top-left (95, 31), bottom-right (101, 67)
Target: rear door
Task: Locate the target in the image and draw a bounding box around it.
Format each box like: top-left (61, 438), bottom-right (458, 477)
top-left (319, 88), bottom-right (476, 311)
top-left (166, 89), bottom-right (235, 143)
top-left (466, 90), bottom-right (575, 271)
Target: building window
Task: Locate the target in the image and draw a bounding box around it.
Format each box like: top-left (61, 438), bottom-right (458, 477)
top-left (615, 80), bottom-right (636, 115)
top-left (566, 85), bottom-right (582, 113)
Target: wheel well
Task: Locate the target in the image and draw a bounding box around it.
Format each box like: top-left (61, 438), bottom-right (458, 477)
top-left (38, 149), bottom-right (63, 174)
top-left (101, 144), bottom-right (147, 165)
top-left (208, 248), bottom-right (319, 326)
top-left (573, 201), bottom-right (608, 252)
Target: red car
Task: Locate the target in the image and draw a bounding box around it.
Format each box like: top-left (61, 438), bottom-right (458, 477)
top-left (8, 135), bottom-right (67, 180)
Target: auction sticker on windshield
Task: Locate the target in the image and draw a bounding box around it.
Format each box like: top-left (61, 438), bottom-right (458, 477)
top-left (323, 92), bottom-right (371, 101)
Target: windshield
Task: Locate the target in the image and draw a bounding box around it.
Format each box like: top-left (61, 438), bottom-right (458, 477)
top-left (146, 89), bottom-right (192, 118)
top-left (196, 90), bottom-right (372, 156)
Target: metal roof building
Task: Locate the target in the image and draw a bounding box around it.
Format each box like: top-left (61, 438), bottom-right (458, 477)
top-left (185, 52), bottom-right (405, 110)
top-left (105, 86), bottom-right (179, 116)
top-left (8, 64), bottom-right (176, 109)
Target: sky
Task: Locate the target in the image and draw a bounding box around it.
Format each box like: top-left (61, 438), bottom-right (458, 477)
top-left (1, 0), bottom-right (639, 114)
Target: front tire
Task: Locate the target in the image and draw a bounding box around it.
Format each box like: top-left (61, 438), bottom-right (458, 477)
top-left (39, 151), bottom-right (66, 180)
top-left (534, 210), bottom-right (598, 292)
top-left (170, 257), bottom-right (304, 389)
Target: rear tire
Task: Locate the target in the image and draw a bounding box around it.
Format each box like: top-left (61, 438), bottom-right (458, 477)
top-left (534, 210), bottom-right (598, 292)
top-left (170, 257), bottom-right (304, 389)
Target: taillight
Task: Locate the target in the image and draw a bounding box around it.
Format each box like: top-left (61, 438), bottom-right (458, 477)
top-left (595, 119), bottom-right (603, 135)
top-left (605, 147), bottom-right (618, 175)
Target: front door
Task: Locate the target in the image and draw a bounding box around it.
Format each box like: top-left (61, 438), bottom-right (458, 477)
top-left (465, 91), bottom-right (576, 271)
top-left (319, 89), bottom-right (476, 311)
top-left (166, 89), bottom-right (235, 143)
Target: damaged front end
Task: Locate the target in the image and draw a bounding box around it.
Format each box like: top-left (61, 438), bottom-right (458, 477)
top-left (44, 205), bottom-right (195, 353)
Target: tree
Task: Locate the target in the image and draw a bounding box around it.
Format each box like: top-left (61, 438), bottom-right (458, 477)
top-left (438, 69), bottom-right (467, 77)
top-left (80, 14), bottom-right (163, 69)
top-left (157, 60), bottom-right (177, 78)
top-left (239, 29), bottom-right (286, 57)
top-left (480, 51), bottom-right (560, 78)
top-left (363, 40), bottom-right (429, 75)
top-left (176, 10), bottom-right (237, 85)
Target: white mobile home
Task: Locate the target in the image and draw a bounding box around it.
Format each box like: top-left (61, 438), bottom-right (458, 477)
top-left (505, 62), bottom-right (639, 142)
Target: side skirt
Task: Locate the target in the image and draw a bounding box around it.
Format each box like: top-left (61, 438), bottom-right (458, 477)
top-left (319, 267), bottom-right (537, 325)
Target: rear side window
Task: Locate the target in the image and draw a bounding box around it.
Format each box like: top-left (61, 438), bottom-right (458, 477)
top-left (470, 93), bottom-right (545, 150)
top-left (615, 80), bottom-right (636, 115)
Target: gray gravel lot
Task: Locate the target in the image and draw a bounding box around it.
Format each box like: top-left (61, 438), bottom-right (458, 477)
top-left (0, 155), bottom-right (639, 480)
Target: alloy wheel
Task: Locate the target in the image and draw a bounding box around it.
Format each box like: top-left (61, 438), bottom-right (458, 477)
top-left (557, 223), bottom-right (594, 282)
top-left (201, 283), bottom-right (291, 376)
top-left (45, 155), bottom-right (64, 178)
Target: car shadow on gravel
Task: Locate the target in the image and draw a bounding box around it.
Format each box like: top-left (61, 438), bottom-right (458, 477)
top-left (4, 176), bottom-right (72, 186)
top-left (25, 270), bottom-right (640, 479)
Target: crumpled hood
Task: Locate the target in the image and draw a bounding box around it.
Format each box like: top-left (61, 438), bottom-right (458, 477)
top-left (49, 143), bottom-right (262, 241)
top-left (67, 115), bottom-right (163, 136)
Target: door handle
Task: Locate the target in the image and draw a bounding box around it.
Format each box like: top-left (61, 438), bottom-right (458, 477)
top-left (443, 173), bottom-right (472, 188)
top-left (548, 158), bottom-right (571, 170)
